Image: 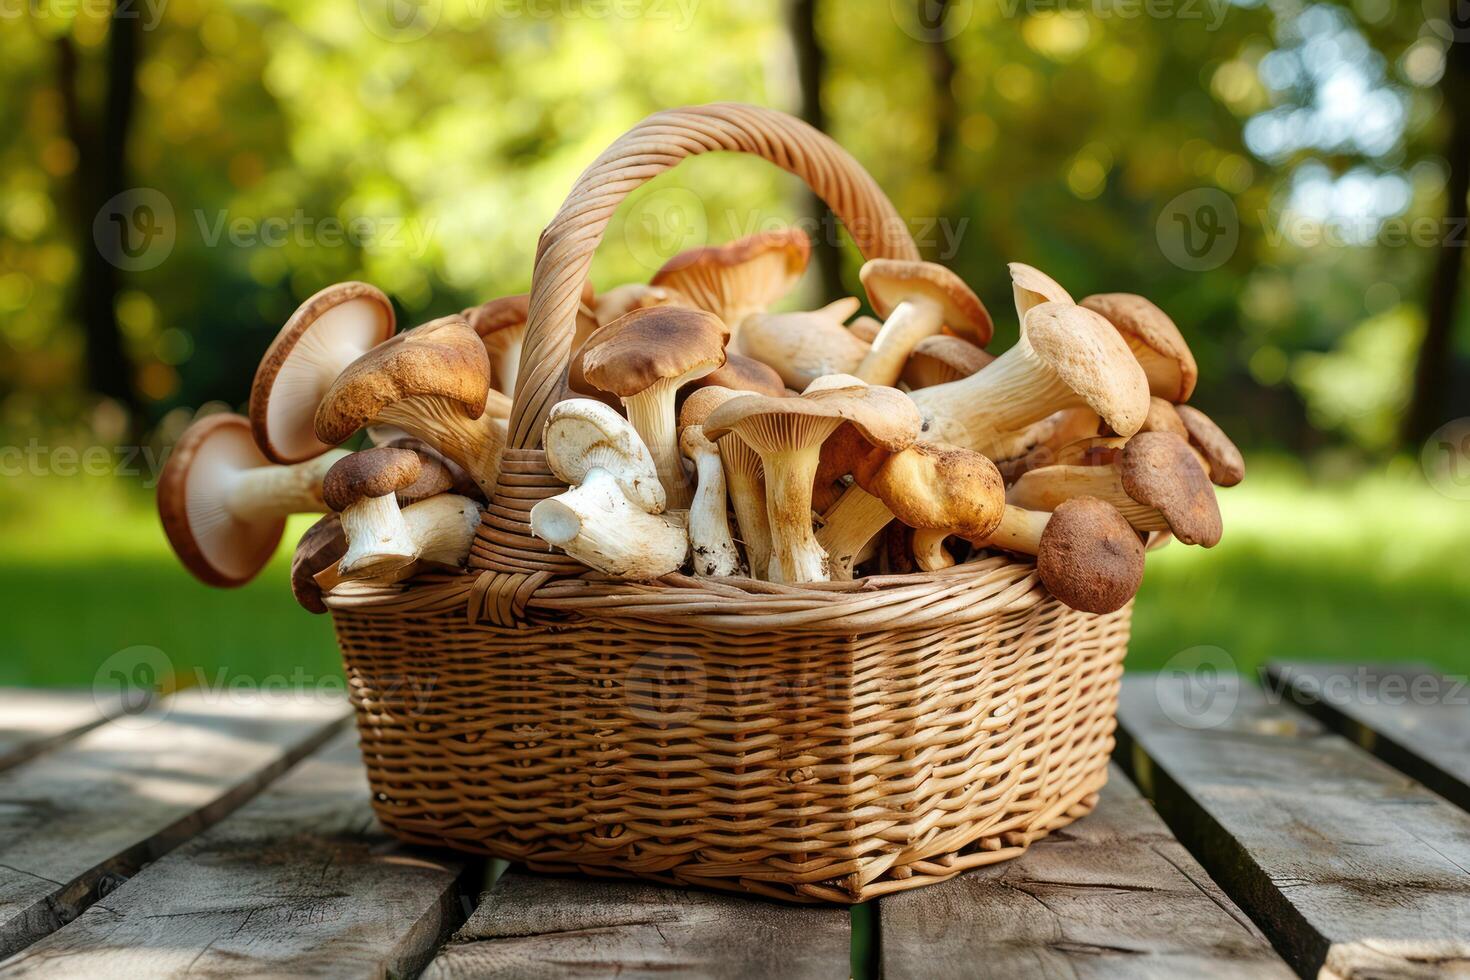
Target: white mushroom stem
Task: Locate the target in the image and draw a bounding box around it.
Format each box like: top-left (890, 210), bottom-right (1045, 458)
top-left (908, 333), bottom-right (1084, 456)
top-left (979, 505), bottom-right (1050, 555)
top-left (318, 494), bottom-right (482, 590)
top-left (337, 493), bottom-right (418, 577)
top-left (226, 450), bottom-right (348, 520)
top-left (715, 434), bottom-right (772, 582)
top-left (623, 378), bottom-right (692, 510)
top-left (1006, 466), bottom-right (1166, 532)
top-left (911, 529), bottom-right (955, 572)
top-left (530, 472), bottom-right (689, 580)
top-left (374, 395), bottom-right (506, 497)
top-left (681, 430), bottom-right (743, 577)
top-left (815, 484), bottom-right (895, 581)
top-left (854, 295), bottom-right (944, 387)
top-left (742, 415), bottom-right (842, 584)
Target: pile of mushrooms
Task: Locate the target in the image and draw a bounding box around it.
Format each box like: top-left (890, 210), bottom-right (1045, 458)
top-left (161, 230), bottom-right (1243, 618)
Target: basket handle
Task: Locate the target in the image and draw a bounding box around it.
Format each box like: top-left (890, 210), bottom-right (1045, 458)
top-left (505, 102), bottom-right (921, 449)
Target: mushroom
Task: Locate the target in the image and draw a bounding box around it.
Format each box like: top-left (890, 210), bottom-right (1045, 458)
top-left (993, 408), bottom-right (1104, 483)
top-left (1175, 405), bottom-right (1245, 487)
top-left (739, 298), bottom-right (867, 390)
top-left (687, 352), bottom-right (787, 399)
top-left (1079, 293), bottom-right (1197, 403)
top-left (464, 282), bottom-right (598, 395)
top-left (315, 493), bottom-right (483, 592)
top-left (542, 397), bottom-right (667, 513)
top-left (682, 386), bottom-right (770, 580)
top-left (579, 307), bottom-right (728, 509)
top-left (594, 283), bottom-right (691, 326)
top-left (703, 384), bottom-right (919, 583)
top-left (1009, 262), bottom-right (1074, 322)
top-left (908, 302), bottom-right (1150, 457)
top-left (900, 334), bottom-right (995, 389)
top-left (1006, 431), bottom-right (1222, 546)
top-left (158, 413), bottom-right (347, 587)
top-left (678, 399), bottom-right (744, 577)
top-left (322, 448), bottom-right (425, 578)
top-left (815, 442), bottom-right (1004, 578)
top-left (290, 514), bottom-right (346, 614)
top-left (651, 228), bottom-right (810, 348)
top-left (853, 259), bottom-right (992, 387)
top-left (972, 496), bottom-right (1145, 614)
top-left (848, 315), bottom-right (883, 344)
top-left (1140, 396), bottom-right (1189, 438)
top-left (381, 435), bottom-right (485, 502)
top-left (249, 282), bottom-right (396, 464)
top-left (314, 315), bottom-right (503, 496)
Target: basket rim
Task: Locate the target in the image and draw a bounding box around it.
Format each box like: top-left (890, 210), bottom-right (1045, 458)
top-left (324, 553), bottom-right (1063, 632)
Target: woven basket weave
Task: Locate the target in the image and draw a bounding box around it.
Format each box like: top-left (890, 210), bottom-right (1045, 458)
top-left (326, 103), bottom-right (1131, 904)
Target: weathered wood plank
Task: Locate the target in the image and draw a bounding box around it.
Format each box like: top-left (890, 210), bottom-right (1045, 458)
top-left (1264, 661), bottom-right (1470, 813)
top-left (422, 872), bottom-right (851, 980)
top-left (0, 690), bottom-right (130, 773)
top-left (0, 689), bottom-right (349, 960)
top-left (879, 764), bottom-right (1292, 979)
top-left (0, 731), bottom-right (469, 979)
top-left (1116, 673), bottom-right (1470, 979)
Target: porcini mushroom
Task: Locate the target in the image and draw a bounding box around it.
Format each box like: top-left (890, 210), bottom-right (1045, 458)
top-left (853, 259), bottom-right (992, 387)
top-left (159, 413), bottom-right (347, 587)
top-left (322, 448), bottom-right (424, 578)
top-left (682, 386), bottom-right (770, 580)
top-left (594, 283), bottom-right (690, 326)
top-left (908, 302), bottom-right (1150, 457)
top-left (290, 514), bottom-right (346, 614)
top-left (1079, 293), bottom-right (1197, 403)
top-left (1175, 405), bottom-right (1245, 487)
top-left (739, 298), bottom-right (867, 390)
top-left (973, 497), bottom-right (1145, 614)
top-left (249, 282), bottom-right (396, 464)
top-left (704, 384), bottom-right (919, 583)
top-left (678, 419), bottom-right (744, 578)
top-left (579, 307), bottom-right (727, 509)
top-left (315, 493), bottom-right (483, 592)
top-left (900, 334), bottom-right (995, 389)
top-left (651, 228), bottom-right (810, 348)
top-left (1007, 431), bottom-right (1222, 546)
top-left (1009, 262), bottom-right (1074, 322)
top-left (314, 315), bottom-right (503, 496)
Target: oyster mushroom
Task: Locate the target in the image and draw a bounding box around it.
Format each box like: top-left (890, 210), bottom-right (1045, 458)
top-left (739, 298), bottom-right (866, 390)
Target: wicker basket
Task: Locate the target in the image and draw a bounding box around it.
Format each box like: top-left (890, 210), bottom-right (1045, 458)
top-left (325, 103), bottom-right (1131, 904)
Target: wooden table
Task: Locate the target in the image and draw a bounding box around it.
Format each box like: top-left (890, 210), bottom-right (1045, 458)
top-left (0, 662), bottom-right (1465, 978)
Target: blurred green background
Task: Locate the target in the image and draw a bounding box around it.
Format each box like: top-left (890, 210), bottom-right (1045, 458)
top-left (2, 0), bottom-right (1468, 688)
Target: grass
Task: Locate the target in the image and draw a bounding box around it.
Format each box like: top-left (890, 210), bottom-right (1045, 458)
top-left (1, 455), bottom-right (1466, 689)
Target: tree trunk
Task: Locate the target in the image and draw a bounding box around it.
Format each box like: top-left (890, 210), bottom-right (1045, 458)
top-left (786, 0), bottom-right (845, 302)
top-left (1404, 28), bottom-right (1470, 446)
top-left (57, 11), bottom-right (143, 424)
top-left (922, 0), bottom-right (959, 184)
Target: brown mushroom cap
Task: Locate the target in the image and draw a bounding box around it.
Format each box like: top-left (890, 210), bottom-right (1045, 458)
top-left (651, 228), bottom-right (810, 324)
top-left (690, 353), bottom-right (787, 398)
top-left (1009, 262), bottom-right (1074, 319)
top-left (859, 259), bottom-right (993, 346)
top-left (594, 283), bottom-right (691, 325)
top-left (901, 334), bottom-right (996, 388)
top-left (1080, 293), bottom-right (1197, 403)
top-left (581, 307), bottom-right (728, 398)
top-left (314, 315), bottom-right (490, 445)
top-left (1036, 496), bottom-right (1146, 614)
top-left (1024, 302), bottom-right (1151, 438)
top-left (1118, 431), bottom-right (1222, 546)
top-left (250, 281), bottom-right (396, 465)
top-left (291, 514), bottom-right (346, 615)
top-left (158, 413), bottom-right (286, 588)
top-left (865, 442), bottom-right (1005, 541)
top-left (1141, 396), bottom-right (1189, 438)
top-left (679, 385), bottom-right (748, 431)
top-left (1175, 404), bottom-right (1245, 487)
top-left (704, 384), bottom-right (920, 453)
top-left (322, 448), bottom-right (422, 512)
top-left (383, 436), bottom-right (483, 501)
